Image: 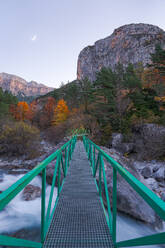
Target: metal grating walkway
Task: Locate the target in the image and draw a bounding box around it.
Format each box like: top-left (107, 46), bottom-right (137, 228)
top-left (43, 141), bottom-right (114, 248)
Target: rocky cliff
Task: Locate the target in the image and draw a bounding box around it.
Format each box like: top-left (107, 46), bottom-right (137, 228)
top-left (77, 23), bottom-right (165, 81)
top-left (0, 72), bottom-right (54, 97)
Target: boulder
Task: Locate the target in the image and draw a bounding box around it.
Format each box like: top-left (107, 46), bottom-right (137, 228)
top-left (120, 143), bottom-right (134, 154)
top-left (22, 184), bottom-right (41, 201)
top-left (132, 123), bottom-right (165, 160)
top-left (141, 166), bottom-right (153, 178)
top-left (153, 163), bottom-right (162, 173)
top-left (153, 167), bottom-right (165, 182)
top-left (102, 166), bottom-right (160, 226)
top-left (97, 146), bottom-right (161, 226)
top-left (112, 133), bottom-right (123, 149)
top-left (144, 178), bottom-right (159, 191)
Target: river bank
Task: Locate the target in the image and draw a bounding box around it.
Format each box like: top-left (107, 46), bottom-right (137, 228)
top-left (0, 138), bottom-right (164, 247)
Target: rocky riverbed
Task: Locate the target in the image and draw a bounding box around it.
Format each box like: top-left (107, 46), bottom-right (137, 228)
top-left (98, 145), bottom-right (165, 228)
top-left (0, 136), bottom-right (165, 247)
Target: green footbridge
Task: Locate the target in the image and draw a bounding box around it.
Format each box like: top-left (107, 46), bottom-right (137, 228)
top-left (0, 136), bottom-right (165, 247)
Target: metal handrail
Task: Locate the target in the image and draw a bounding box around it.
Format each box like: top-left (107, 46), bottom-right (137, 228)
top-left (83, 135), bottom-right (165, 247)
top-left (0, 136), bottom-right (77, 247)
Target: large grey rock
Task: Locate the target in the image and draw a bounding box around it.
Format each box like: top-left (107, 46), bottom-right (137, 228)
top-left (153, 167), bottom-right (165, 182)
top-left (97, 146), bottom-right (162, 226)
top-left (112, 133), bottom-right (123, 149)
top-left (102, 166), bottom-right (159, 225)
top-left (77, 23), bottom-right (165, 81)
top-left (153, 163), bottom-right (163, 173)
top-left (141, 166), bottom-right (153, 178)
top-left (133, 123), bottom-right (165, 160)
top-left (120, 143), bottom-right (134, 154)
top-left (144, 178), bottom-right (159, 191)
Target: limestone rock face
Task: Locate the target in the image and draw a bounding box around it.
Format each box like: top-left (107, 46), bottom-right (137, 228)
top-left (0, 72), bottom-right (54, 97)
top-left (77, 23), bottom-right (165, 81)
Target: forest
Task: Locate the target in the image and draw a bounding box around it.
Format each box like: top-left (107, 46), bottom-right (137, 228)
top-left (0, 44), bottom-right (165, 157)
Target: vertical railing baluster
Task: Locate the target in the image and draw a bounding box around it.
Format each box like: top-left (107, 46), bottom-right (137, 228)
top-left (57, 156), bottom-right (61, 196)
top-left (64, 147), bottom-right (67, 177)
top-left (68, 143), bottom-right (71, 162)
top-left (41, 168), bottom-right (46, 243)
top-left (99, 157), bottom-right (102, 197)
top-left (86, 137), bottom-right (88, 152)
top-left (112, 168), bottom-right (117, 244)
top-left (90, 144), bottom-right (92, 167)
top-left (91, 145), bottom-right (94, 171)
top-left (93, 146), bottom-right (95, 173)
top-left (101, 155), bottom-right (112, 231)
top-left (66, 146), bottom-right (69, 173)
top-left (88, 143), bottom-right (91, 159)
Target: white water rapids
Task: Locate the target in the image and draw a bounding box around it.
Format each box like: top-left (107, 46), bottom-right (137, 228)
top-left (0, 171), bottom-right (164, 247)
top-left (0, 172), bottom-right (57, 233)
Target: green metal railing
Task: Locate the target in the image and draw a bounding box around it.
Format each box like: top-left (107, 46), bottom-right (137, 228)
top-left (0, 136), bottom-right (77, 248)
top-left (83, 136), bottom-right (165, 247)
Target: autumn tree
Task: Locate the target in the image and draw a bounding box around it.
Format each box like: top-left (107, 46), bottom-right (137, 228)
top-left (43, 97), bottom-right (56, 125)
top-left (12, 101), bottom-right (30, 121)
top-left (52, 99), bottom-right (69, 125)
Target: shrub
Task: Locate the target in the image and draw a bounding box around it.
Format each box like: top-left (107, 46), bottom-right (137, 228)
top-left (44, 123), bottom-right (67, 144)
top-left (0, 121), bottom-right (41, 157)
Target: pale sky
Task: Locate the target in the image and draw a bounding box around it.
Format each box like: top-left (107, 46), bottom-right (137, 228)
top-left (0, 0), bottom-right (165, 88)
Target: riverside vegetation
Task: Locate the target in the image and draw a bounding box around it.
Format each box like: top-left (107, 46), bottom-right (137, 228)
top-left (0, 44), bottom-right (165, 231)
top-left (1, 44), bottom-right (165, 160)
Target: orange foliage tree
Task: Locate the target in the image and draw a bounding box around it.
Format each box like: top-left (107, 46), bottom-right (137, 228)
top-left (44, 97), bottom-right (56, 124)
top-left (16, 101), bottom-right (30, 121)
top-left (52, 99), bottom-right (69, 125)
top-left (10, 101), bottom-right (31, 121)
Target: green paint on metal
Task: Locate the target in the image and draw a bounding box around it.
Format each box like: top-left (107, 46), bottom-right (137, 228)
top-left (45, 155), bottom-right (60, 229)
top-left (83, 136), bottom-right (165, 221)
top-left (0, 138), bottom-right (76, 211)
top-left (112, 168), bottom-right (117, 244)
top-left (116, 232), bottom-right (165, 247)
top-left (0, 235), bottom-right (42, 248)
top-left (41, 168), bottom-right (46, 243)
top-left (0, 136), bottom-right (77, 248)
top-left (101, 155), bottom-right (113, 231)
top-left (83, 136), bottom-right (165, 247)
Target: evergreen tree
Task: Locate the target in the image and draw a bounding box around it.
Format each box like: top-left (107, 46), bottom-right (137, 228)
top-left (123, 64), bottom-right (141, 92)
top-left (79, 77), bottom-right (93, 113)
top-left (93, 67), bottom-right (117, 128)
top-left (149, 44), bottom-right (165, 75)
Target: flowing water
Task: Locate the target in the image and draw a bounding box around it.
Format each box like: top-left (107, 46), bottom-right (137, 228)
top-left (0, 171), bottom-right (164, 247)
top-left (0, 171), bottom-right (57, 234)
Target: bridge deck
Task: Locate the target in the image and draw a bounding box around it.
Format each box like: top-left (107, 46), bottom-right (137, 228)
top-left (43, 141), bottom-right (114, 248)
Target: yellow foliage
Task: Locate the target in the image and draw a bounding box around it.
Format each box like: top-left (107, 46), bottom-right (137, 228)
top-left (154, 96), bottom-right (165, 102)
top-left (52, 99), bottom-right (69, 125)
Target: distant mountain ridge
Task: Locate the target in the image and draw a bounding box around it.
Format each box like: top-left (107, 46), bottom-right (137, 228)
top-left (0, 72), bottom-right (54, 97)
top-left (77, 23), bottom-right (165, 81)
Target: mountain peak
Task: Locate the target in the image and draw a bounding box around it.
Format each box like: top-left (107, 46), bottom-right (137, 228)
top-left (0, 72), bottom-right (54, 97)
top-left (77, 23), bottom-right (165, 81)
